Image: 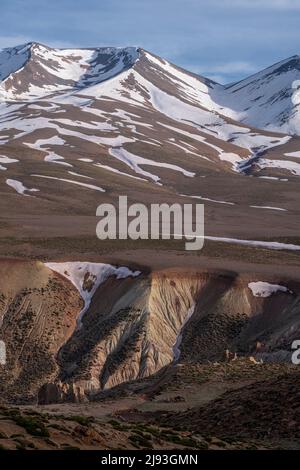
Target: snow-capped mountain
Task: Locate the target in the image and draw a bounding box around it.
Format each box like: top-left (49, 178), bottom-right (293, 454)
top-left (211, 55), bottom-right (300, 135)
top-left (0, 42), bottom-right (299, 246)
top-left (1, 43), bottom-right (299, 134)
top-left (0, 42), bottom-right (139, 100)
top-left (0, 43), bottom-right (293, 172)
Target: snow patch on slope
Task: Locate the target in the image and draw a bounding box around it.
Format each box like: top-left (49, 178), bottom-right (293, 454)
top-left (45, 262), bottom-right (141, 326)
top-left (109, 147), bottom-right (195, 183)
top-left (206, 236), bottom-right (300, 251)
top-left (284, 151), bottom-right (300, 158)
top-left (0, 155), bottom-right (19, 170)
top-left (31, 174), bottom-right (105, 192)
top-left (248, 281), bottom-right (292, 298)
top-left (257, 158), bottom-right (300, 176)
top-left (6, 178), bottom-right (39, 196)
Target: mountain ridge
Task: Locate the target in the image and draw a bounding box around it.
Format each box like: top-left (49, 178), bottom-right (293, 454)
top-left (1, 42), bottom-right (300, 134)
top-left (2, 41), bottom-right (299, 86)
top-left (0, 41), bottom-right (299, 253)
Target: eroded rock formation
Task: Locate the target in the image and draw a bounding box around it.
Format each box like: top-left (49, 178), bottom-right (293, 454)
top-left (0, 260), bottom-right (298, 404)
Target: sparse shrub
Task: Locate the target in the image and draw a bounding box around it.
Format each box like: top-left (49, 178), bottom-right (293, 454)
top-left (70, 415), bottom-right (94, 426)
top-left (12, 414), bottom-right (50, 438)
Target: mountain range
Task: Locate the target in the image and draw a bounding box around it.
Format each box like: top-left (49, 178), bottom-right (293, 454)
top-left (0, 44), bottom-right (300, 450)
top-left (0, 42), bottom-right (299, 260)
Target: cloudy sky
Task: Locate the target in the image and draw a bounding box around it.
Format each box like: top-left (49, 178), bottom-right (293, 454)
top-left (0, 0), bottom-right (299, 83)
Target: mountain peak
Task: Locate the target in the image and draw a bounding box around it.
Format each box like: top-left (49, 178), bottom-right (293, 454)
top-left (24, 41), bottom-right (44, 48)
top-left (0, 42), bottom-right (300, 134)
top-left (0, 42), bottom-right (140, 99)
top-left (268, 54), bottom-right (300, 75)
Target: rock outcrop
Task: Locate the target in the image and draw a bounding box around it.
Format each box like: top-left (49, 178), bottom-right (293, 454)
top-left (0, 260), bottom-right (298, 404)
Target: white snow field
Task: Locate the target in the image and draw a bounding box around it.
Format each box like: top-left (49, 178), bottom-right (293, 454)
top-left (45, 262), bottom-right (141, 326)
top-left (6, 178), bottom-right (39, 196)
top-left (0, 42), bottom-right (300, 215)
top-left (248, 281), bottom-right (292, 298)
